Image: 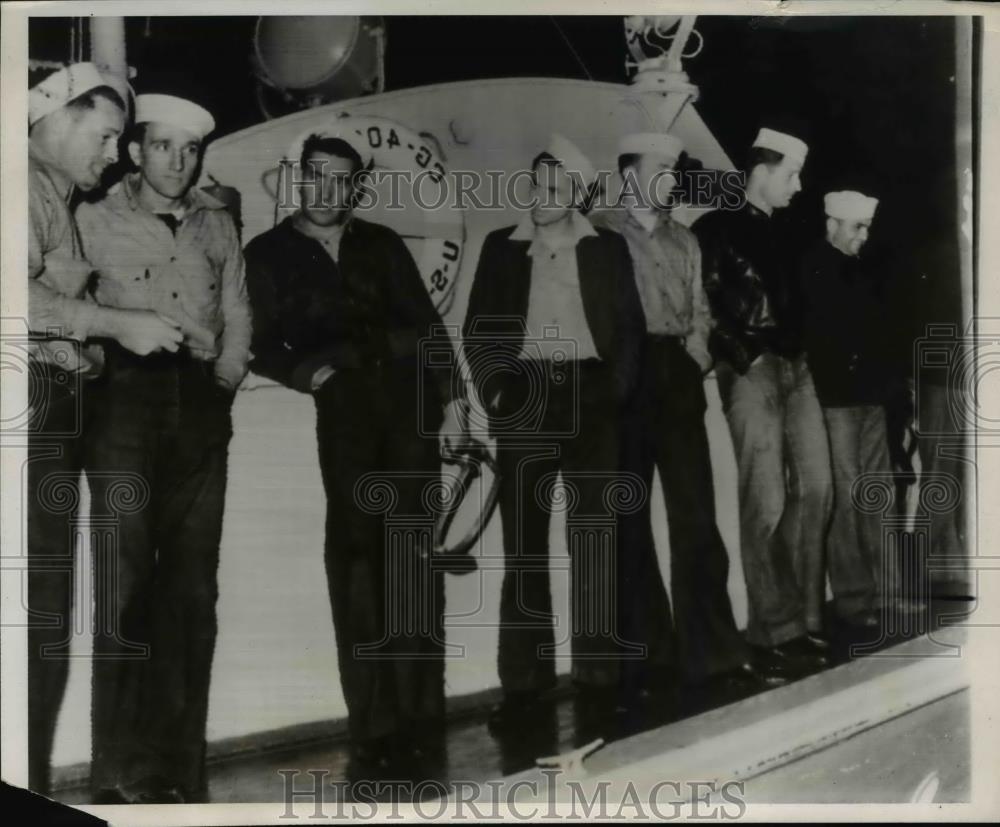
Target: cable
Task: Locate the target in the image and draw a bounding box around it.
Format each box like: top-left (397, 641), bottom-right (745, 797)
top-left (683, 28), bottom-right (704, 60)
top-left (371, 20), bottom-right (386, 94)
top-left (549, 18), bottom-right (594, 81)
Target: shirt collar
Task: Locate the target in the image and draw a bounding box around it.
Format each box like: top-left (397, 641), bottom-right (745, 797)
top-left (121, 171), bottom-right (225, 218)
top-left (744, 200), bottom-right (772, 220)
top-left (824, 239), bottom-right (856, 263)
top-left (291, 211), bottom-right (352, 244)
top-left (626, 205), bottom-right (665, 235)
top-left (510, 211), bottom-right (597, 255)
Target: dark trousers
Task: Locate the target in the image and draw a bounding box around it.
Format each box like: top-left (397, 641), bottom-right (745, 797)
top-left (85, 349), bottom-right (232, 798)
top-left (716, 353), bottom-right (833, 646)
top-left (314, 366), bottom-right (446, 745)
top-left (823, 405), bottom-right (894, 618)
top-left (494, 360), bottom-right (629, 693)
top-left (27, 367), bottom-right (87, 796)
top-left (624, 337), bottom-right (748, 684)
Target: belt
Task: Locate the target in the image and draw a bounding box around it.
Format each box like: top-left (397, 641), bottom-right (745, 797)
top-left (523, 357), bottom-right (605, 375)
top-left (99, 340), bottom-right (216, 373)
top-left (646, 333), bottom-right (686, 347)
top-left (529, 359), bottom-right (610, 393)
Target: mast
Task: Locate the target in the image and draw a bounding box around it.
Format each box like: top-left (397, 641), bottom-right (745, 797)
top-left (89, 17), bottom-right (131, 110)
top-left (954, 16), bottom-right (976, 591)
top-left (624, 15), bottom-right (701, 132)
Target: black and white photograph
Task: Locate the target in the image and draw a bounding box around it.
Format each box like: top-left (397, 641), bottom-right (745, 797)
top-left (1, 1), bottom-right (998, 823)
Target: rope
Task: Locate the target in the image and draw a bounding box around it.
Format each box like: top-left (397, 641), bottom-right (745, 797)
top-left (549, 18), bottom-right (594, 81)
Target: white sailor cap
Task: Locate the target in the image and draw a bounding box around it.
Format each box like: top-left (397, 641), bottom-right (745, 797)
top-left (824, 190), bottom-right (879, 222)
top-left (617, 132), bottom-right (684, 164)
top-left (288, 118), bottom-right (375, 170)
top-left (134, 94), bottom-right (215, 140)
top-left (546, 134), bottom-right (598, 188)
top-left (752, 127), bottom-right (809, 165)
top-left (29, 62), bottom-right (113, 126)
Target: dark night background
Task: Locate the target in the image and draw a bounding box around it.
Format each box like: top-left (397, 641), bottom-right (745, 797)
top-left (30, 15), bottom-right (973, 341)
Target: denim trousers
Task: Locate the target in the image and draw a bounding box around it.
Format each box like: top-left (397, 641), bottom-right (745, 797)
top-left (822, 405), bottom-right (893, 618)
top-left (716, 353), bottom-right (833, 646)
top-left (917, 383), bottom-right (970, 588)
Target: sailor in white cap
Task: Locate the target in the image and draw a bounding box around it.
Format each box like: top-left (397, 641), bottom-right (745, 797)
top-left (614, 132), bottom-right (685, 212)
top-left (752, 127), bottom-right (809, 164)
top-left (592, 133), bottom-right (766, 696)
top-left (511, 133), bottom-right (607, 363)
top-left (524, 133), bottom-right (602, 226)
top-left (25, 65), bottom-right (186, 800)
top-left (800, 187), bottom-right (910, 629)
top-left (242, 122), bottom-right (465, 787)
top-left (75, 92), bottom-right (249, 804)
top-left (692, 125), bottom-right (834, 676)
top-left (462, 135), bottom-right (646, 732)
top-left (823, 190), bottom-right (879, 257)
top-left (745, 126), bottom-right (809, 211)
top-left (29, 62), bottom-right (125, 192)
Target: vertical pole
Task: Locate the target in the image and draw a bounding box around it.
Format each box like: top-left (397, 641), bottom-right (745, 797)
top-left (645, 16), bottom-right (699, 132)
top-left (664, 16), bottom-right (697, 72)
top-left (89, 17), bottom-right (130, 108)
top-left (955, 16), bottom-right (975, 316)
top-left (954, 17), bottom-right (976, 591)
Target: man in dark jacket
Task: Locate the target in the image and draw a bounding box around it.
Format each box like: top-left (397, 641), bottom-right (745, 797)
top-left (243, 126), bottom-right (464, 783)
top-left (693, 128), bottom-right (832, 677)
top-left (462, 135), bottom-right (646, 734)
top-left (800, 190), bottom-right (906, 627)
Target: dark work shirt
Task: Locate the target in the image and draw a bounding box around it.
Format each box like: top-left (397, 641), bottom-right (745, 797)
top-left (800, 240), bottom-right (893, 407)
top-left (243, 215), bottom-right (454, 404)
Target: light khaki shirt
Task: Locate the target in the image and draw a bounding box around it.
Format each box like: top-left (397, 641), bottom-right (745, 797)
top-left (76, 173), bottom-right (252, 387)
top-left (591, 206), bottom-right (713, 371)
top-left (510, 211), bottom-right (600, 362)
top-left (28, 145), bottom-right (103, 374)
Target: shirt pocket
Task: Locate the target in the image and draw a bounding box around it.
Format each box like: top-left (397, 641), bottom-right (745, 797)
top-left (176, 248), bottom-right (223, 320)
top-left (94, 261), bottom-right (152, 310)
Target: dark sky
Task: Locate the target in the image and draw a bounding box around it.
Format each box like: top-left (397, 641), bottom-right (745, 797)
top-left (30, 15), bottom-right (972, 324)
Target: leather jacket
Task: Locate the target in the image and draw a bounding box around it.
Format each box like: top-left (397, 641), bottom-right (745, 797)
top-left (692, 203), bottom-right (802, 374)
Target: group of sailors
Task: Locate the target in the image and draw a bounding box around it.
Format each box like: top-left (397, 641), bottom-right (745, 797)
top-left (26, 62), bottom-right (932, 803)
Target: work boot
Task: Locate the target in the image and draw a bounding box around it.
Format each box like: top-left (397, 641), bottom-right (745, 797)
top-left (347, 735), bottom-right (395, 786)
top-left (776, 635), bottom-right (830, 669)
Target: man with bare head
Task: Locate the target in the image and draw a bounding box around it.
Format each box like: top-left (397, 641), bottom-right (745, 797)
top-left (244, 125), bottom-right (464, 788)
